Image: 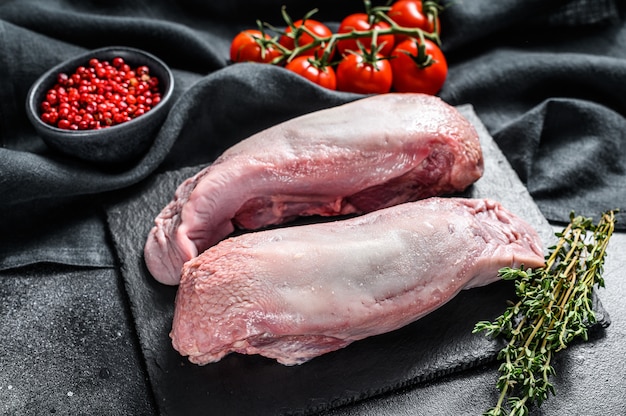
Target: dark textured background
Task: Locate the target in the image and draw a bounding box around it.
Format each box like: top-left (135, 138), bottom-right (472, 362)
top-left (1, 1), bottom-right (625, 415)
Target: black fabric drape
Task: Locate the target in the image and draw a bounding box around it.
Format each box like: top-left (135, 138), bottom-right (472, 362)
top-left (1, 0), bottom-right (624, 269)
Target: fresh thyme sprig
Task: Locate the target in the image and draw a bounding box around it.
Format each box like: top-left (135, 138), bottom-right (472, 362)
top-left (474, 210), bottom-right (617, 416)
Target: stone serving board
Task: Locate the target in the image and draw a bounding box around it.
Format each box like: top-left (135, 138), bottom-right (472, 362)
top-left (106, 105), bottom-right (601, 416)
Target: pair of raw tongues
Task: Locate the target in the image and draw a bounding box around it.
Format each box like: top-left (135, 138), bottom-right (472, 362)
top-left (144, 93), bottom-right (545, 365)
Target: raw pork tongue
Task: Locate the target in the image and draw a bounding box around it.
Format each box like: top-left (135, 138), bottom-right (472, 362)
top-left (145, 93), bottom-right (484, 285)
top-left (170, 197), bottom-right (544, 366)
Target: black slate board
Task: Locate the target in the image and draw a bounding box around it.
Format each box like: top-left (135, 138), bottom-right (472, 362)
top-left (105, 106), bottom-right (569, 415)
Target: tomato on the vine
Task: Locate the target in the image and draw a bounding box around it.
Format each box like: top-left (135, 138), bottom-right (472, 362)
top-left (230, 30), bottom-right (281, 63)
top-left (388, 0), bottom-right (440, 39)
top-left (336, 13), bottom-right (395, 57)
top-left (390, 38), bottom-right (447, 95)
top-left (336, 53), bottom-right (392, 94)
top-left (285, 56), bottom-right (337, 90)
top-left (229, 3), bottom-right (448, 95)
top-left (279, 19), bottom-right (333, 58)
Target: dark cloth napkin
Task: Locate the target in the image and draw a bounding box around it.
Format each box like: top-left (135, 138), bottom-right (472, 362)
top-left (1, 0), bottom-right (625, 270)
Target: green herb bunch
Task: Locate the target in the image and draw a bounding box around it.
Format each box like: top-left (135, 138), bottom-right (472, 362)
top-left (474, 210), bottom-right (617, 416)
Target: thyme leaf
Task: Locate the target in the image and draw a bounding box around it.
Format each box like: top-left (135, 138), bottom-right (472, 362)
top-left (474, 210), bottom-right (617, 416)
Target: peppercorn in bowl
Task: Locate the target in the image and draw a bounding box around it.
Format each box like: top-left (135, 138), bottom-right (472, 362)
top-left (26, 46), bottom-right (174, 165)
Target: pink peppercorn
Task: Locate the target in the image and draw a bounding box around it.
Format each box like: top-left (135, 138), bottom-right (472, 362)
top-left (40, 57), bottom-right (162, 130)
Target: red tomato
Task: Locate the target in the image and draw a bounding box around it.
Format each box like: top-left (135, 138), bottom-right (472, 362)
top-left (390, 38), bottom-right (447, 95)
top-left (388, 0), bottom-right (440, 37)
top-left (285, 56), bottom-right (337, 90)
top-left (279, 19), bottom-right (333, 58)
top-left (336, 13), bottom-right (395, 57)
top-left (230, 30), bottom-right (281, 63)
top-left (336, 53), bottom-right (392, 94)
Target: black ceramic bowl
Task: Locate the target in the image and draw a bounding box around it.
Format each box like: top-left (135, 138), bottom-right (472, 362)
top-left (26, 46), bottom-right (174, 165)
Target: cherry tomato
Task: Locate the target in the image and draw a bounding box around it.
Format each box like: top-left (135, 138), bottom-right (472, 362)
top-left (285, 56), bottom-right (337, 90)
top-left (230, 30), bottom-right (281, 63)
top-left (336, 13), bottom-right (395, 57)
top-left (279, 19), bottom-right (333, 58)
top-left (390, 38), bottom-right (447, 95)
top-left (336, 53), bottom-right (392, 94)
top-left (388, 0), bottom-right (440, 40)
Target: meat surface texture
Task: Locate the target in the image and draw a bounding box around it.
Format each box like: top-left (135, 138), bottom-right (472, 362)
top-left (170, 197), bottom-right (544, 366)
top-left (144, 93), bottom-right (484, 285)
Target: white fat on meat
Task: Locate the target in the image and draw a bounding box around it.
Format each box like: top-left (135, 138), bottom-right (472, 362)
top-left (144, 93), bottom-right (484, 285)
top-left (170, 197), bottom-right (544, 366)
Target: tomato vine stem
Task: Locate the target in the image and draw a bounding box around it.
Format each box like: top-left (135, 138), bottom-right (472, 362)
top-left (256, 3), bottom-right (441, 65)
